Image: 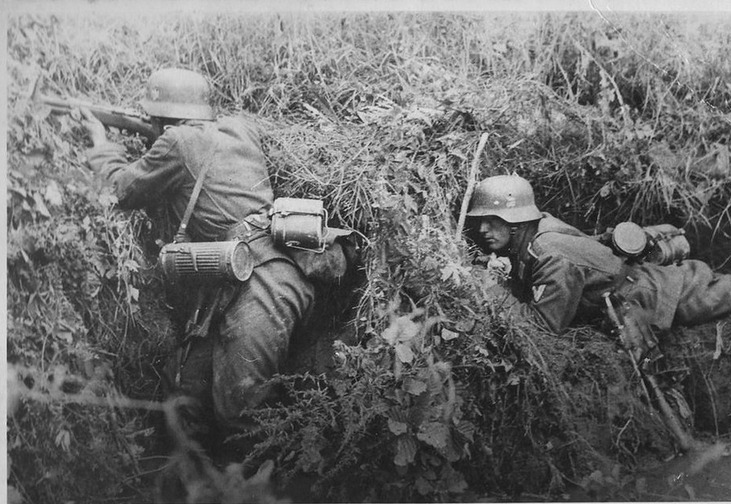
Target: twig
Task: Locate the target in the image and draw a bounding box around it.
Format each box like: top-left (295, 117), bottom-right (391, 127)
top-left (713, 321), bottom-right (725, 360)
top-left (456, 132), bottom-right (489, 240)
top-left (17, 389), bottom-right (165, 412)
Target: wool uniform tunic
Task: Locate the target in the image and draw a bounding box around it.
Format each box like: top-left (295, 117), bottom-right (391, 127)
top-left (495, 213), bottom-right (731, 334)
top-left (87, 116), bottom-right (315, 428)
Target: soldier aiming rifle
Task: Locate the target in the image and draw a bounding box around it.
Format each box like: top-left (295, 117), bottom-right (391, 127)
top-left (75, 68), bottom-right (317, 444)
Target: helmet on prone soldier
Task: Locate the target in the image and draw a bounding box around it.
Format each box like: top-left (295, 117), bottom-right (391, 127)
top-left (467, 174), bottom-right (542, 224)
top-left (140, 68), bottom-right (215, 121)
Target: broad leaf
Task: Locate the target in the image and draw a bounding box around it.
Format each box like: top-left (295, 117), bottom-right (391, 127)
top-left (417, 421), bottom-right (449, 449)
top-left (388, 419), bottom-right (408, 435)
top-left (394, 435), bottom-right (417, 467)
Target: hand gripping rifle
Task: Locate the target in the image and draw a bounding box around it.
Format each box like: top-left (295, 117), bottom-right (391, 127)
top-left (602, 292), bottom-right (696, 451)
top-left (28, 75), bottom-right (157, 143)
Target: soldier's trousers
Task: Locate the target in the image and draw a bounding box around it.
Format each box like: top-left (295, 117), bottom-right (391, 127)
top-left (673, 259), bottom-right (731, 325)
top-left (176, 258), bottom-right (314, 431)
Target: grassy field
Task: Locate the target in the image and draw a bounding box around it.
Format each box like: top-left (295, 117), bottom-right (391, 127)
top-left (6, 9), bottom-right (731, 503)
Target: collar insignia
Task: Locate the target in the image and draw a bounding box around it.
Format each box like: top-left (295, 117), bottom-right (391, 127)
top-left (532, 284), bottom-right (546, 302)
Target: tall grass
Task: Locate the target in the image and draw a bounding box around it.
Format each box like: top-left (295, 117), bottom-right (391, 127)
top-left (7, 11), bottom-right (731, 503)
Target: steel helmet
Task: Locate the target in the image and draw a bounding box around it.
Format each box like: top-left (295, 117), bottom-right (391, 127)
top-left (466, 174), bottom-right (542, 223)
top-left (139, 68), bottom-right (215, 120)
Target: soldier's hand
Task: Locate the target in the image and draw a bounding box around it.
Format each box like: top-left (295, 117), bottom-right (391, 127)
top-left (78, 108), bottom-right (108, 146)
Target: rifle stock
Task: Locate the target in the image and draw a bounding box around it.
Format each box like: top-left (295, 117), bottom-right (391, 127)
top-left (31, 79), bottom-right (156, 141)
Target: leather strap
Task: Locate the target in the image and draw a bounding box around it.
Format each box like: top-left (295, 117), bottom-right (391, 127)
top-left (174, 149), bottom-right (215, 243)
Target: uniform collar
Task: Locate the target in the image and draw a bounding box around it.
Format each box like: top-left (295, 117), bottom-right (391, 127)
top-left (509, 218), bottom-right (541, 259)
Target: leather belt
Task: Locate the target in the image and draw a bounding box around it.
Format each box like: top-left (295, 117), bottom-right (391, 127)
top-left (219, 211), bottom-right (271, 242)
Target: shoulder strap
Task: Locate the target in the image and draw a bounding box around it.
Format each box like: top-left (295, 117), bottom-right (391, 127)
top-left (518, 226), bottom-right (587, 276)
top-left (174, 137), bottom-right (217, 242)
top-left (532, 227), bottom-right (585, 241)
top-left (173, 123), bottom-right (216, 243)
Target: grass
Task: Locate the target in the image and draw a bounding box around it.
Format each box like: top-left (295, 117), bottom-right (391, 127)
top-left (6, 10), bottom-right (731, 503)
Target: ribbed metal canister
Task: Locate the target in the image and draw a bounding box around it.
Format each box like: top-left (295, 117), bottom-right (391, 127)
top-left (159, 240), bottom-right (254, 283)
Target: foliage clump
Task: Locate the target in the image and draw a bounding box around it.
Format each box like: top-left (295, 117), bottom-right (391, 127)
top-left (6, 11), bottom-right (731, 503)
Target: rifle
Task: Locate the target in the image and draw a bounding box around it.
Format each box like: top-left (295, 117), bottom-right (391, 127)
top-left (602, 292), bottom-right (697, 452)
top-left (29, 75), bottom-right (157, 143)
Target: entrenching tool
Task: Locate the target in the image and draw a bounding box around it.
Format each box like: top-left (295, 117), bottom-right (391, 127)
top-left (603, 292), bottom-right (697, 452)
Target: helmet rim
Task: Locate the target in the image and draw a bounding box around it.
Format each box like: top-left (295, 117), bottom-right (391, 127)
top-left (139, 99), bottom-right (215, 120)
top-left (466, 205), bottom-right (542, 223)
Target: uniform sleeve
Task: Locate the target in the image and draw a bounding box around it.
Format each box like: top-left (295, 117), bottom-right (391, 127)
top-left (493, 254), bottom-right (586, 333)
top-left (86, 130), bottom-right (185, 210)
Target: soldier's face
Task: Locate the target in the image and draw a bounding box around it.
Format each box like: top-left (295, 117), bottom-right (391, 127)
top-left (478, 216), bottom-right (512, 252)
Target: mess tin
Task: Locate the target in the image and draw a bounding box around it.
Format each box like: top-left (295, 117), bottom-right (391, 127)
top-left (611, 222), bottom-right (690, 266)
top-left (270, 197), bottom-right (327, 252)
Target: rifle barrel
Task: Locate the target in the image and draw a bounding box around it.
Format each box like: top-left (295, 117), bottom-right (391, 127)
top-left (40, 94), bottom-right (93, 111)
top-left (34, 91), bottom-right (155, 140)
top-left (88, 108), bottom-right (156, 140)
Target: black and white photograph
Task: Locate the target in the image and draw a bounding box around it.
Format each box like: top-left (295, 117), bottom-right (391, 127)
top-left (5, 1), bottom-right (731, 502)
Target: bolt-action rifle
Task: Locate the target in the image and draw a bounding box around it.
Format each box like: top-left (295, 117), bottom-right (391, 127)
top-left (602, 292), bottom-right (697, 452)
top-left (29, 75), bottom-right (156, 143)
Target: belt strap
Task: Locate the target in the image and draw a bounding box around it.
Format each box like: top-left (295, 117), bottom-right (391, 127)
top-left (220, 211), bottom-right (270, 241)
